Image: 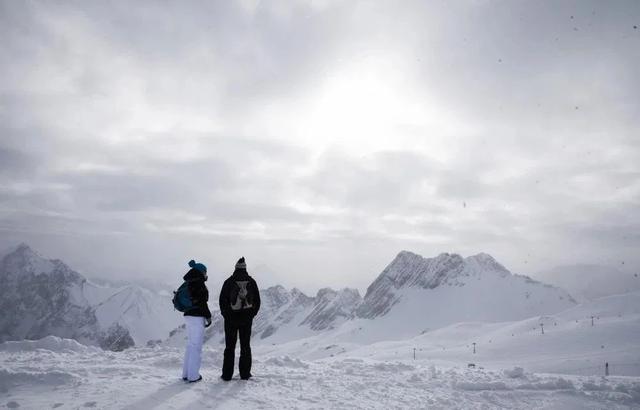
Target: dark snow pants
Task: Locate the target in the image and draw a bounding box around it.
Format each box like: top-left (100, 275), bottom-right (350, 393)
top-left (222, 319), bottom-right (253, 379)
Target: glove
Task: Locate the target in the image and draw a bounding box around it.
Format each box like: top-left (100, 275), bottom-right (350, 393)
top-left (205, 317), bottom-right (212, 328)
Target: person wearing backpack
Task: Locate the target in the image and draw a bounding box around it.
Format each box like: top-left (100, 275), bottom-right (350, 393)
top-left (178, 259), bottom-right (212, 383)
top-left (219, 257), bottom-right (260, 381)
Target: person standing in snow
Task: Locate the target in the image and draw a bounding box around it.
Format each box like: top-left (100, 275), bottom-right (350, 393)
top-left (182, 259), bottom-right (212, 383)
top-left (219, 257), bottom-right (261, 381)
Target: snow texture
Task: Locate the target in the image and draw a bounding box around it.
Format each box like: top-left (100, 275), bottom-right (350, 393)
top-left (1, 336), bottom-right (639, 409)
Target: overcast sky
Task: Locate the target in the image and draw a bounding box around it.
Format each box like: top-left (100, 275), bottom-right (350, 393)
top-left (0, 0), bottom-right (638, 294)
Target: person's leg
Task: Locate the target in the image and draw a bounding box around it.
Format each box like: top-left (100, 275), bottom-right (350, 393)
top-left (221, 320), bottom-right (238, 380)
top-left (186, 316), bottom-right (205, 381)
top-left (182, 318), bottom-right (190, 379)
top-left (238, 320), bottom-right (253, 379)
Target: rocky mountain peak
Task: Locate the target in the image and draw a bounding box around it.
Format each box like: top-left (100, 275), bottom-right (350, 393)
top-left (316, 287), bottom-right (337, 300)
top-left (357, 250), bottom-right (506, 319)
top-left (262, 285), bottom-right (291, 308)
top-left (1, 243), bottom-right (81, 284)
top-left (300, 287), bottom-right (362, 331)
top-left (0, 243), bottom-right (136, 351)
top-left (2, 243), bottom-right (48, 271)
top-left (366, 251), bottom-right (466, 295)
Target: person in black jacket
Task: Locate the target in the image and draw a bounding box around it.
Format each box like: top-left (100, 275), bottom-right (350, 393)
top-left (182, 259), bottom-right (212, 383)
top-left (219, 257), bottom-right (260, 381)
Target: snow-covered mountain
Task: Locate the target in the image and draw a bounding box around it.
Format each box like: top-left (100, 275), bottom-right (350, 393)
top-left (253, 286), bottom-right (361, 341)
top-left (0, 244), bottom-right (103, 346)
top-left (345, 251), bottom-right (577, 342)
top-left (534, 264), bottom-right (640, 301)
top-left (1, 245), bottom-right (579, 350)
top-left (166, 251), bottom-right (577, 346)
top-left (87, 282), bottom-right (181, 346)
top-left (167, 285), bottom-right (362, 345)
top-left (0, 244), bottom-right (180, 350)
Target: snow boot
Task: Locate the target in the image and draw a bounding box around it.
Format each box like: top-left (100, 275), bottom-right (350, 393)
top-left (188, 376), bottom-right (203, 383)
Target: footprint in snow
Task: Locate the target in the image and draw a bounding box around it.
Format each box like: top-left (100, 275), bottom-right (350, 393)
top-left (6, 402), bottom-right (20, 409)
top-left (52, 405), bottom-right (64, 409)
top-left (83, 402), bottom-right (97, 408)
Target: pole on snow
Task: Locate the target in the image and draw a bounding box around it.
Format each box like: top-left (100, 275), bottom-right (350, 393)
top-left (591, 316), bottom-right (595, 326)
top-left (540, 323), bottom-right (544, 334)
top-left (472, 342), bottom-right (476, 354)
top-left (413, 348), bottom-right (416, 360)
top-left (605, 362), bottom-right (609, 376)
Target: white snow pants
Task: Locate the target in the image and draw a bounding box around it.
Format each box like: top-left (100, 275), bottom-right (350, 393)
top-left (182, 316), bottom-right (205, 381)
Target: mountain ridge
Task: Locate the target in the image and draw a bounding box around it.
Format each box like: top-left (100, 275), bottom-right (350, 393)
top-left (0, 244), bottom-right (180, 350)
top-left (1, 244), bottom-right (580, 349)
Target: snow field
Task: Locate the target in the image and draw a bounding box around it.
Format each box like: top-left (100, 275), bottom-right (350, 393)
top-left (2, 340), bottom-right (639, 409)
top-left (248, 291), bottom-right (640, 378)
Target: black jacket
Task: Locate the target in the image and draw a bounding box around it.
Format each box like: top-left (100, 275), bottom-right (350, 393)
top-left (183, 268), bottom-right (212, 319)
top-left (219, 269), bottom-right (260, 322)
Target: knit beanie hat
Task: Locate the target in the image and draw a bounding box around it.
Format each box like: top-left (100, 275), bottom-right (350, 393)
top-left (188, 259), bottom-right (207, 274)
top-left (235, 257), bottom-right (246, 270)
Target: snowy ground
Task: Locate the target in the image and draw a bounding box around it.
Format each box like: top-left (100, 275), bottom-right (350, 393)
top-left (3, 292), bottom-right (640, 409)
top-left (1, 337), bottom-right (639, 409)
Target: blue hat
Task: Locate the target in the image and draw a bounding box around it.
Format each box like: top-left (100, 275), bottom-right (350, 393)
top-left (188, 259), bottom-right (207, 274)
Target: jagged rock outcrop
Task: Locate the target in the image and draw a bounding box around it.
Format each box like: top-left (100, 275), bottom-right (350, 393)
top-left (99, 323), bottom-right (135, 351)
top-left (300, 288), bottom-right (361, 331)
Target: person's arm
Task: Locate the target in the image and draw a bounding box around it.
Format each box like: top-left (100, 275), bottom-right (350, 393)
top-left (252, 279), bottom-right (261, 318)
top-left (203, 286), bottom-right (212, 319)
top-left (219, 281), bottom-right (229, 318)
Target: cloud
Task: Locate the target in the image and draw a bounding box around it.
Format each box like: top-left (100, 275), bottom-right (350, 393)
top-left (0, 0), bottom-right (638, 292)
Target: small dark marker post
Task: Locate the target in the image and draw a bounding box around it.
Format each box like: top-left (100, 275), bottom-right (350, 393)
top-left (605, 362), bottom-right (609, 376)
top-left (413, 348), bottom-right (416, 360)
top-left (472, 342), bottom-right (476, 354)
top-left (540, 323), bottom-right (544, 334)
top-left (591, 315), bottom-right (595, 326)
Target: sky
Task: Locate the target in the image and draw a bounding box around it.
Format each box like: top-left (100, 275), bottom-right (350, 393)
top-left (0, 0), bottom-right (639, 294)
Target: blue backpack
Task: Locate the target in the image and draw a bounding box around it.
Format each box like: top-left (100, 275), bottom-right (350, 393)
top-left (172, 282), bottom-right (193, 312)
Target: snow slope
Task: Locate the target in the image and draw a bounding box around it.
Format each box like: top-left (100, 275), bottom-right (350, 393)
top-left (255, 291), bottom-right (640, 378)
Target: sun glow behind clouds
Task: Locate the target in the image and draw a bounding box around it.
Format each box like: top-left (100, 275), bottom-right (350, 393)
top-left (256, 55), bottom-right (467, 159)
top-left (307, 58), bottom-right (412, 150)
